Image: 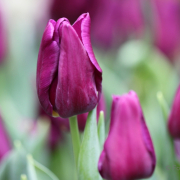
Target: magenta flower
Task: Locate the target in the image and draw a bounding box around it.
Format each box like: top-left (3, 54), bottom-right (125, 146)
top-left (77, 93), bottom-right (106, 131)
top-left (90, 0), bottom-right (144, 49)
top-left (50, 0), bottom-right (91, 23)
top-left (168, 85), bottom-right (180, 139)
top-left (98, 91), bottom-right (156, 180)
top-left (0, 112), bottom-right (11, 160)
top-left (152, 0), bottom-right (180, 61)
top-left (36, 13), bottom-right (102, 118)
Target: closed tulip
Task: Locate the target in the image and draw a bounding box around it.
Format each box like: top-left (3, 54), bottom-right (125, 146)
top-left (168, 85), bottom-right (180, 139)
top-left (36, 13), bottom-right (102, 118)
top-left (98, 91), bottom-right (156, 180)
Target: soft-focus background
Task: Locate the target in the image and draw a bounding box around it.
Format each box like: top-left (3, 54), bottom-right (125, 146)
top-left (0, 0), bottom-right (180, 179)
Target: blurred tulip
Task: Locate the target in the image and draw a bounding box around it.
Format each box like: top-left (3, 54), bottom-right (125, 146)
top-left (168, 85), bottom-right (180, 139)
top-left (36, 13), bottom-right (102, 118)
top-left (77, 93), bottom-right (106, 131)
top-left (0, 7), bottom-right (7, 63)
top-left (0, 112), bottom-right (11, 160)
top-left (50, 0), bottom-right (92, 24)
top-left (152, 0), bottom-right (180, 61)
top-left (90, 0), bottom-right (144, 49)
top-left (98, 91), bottom-right (156, 180)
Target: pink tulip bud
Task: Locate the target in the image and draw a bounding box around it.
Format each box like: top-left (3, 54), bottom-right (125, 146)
top-left (98, 91), bottom-right (156, 180)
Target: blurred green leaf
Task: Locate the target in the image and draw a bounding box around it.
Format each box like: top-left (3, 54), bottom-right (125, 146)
top-left (0, 141), bottom-right (58, 180)
top-left (97, 111), bottom-right (105, 150)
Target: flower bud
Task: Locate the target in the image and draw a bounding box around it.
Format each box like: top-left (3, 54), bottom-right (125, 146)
top-left (168, 85), bottom-right (180, 139)
top-left (0, 112), bottom-right (11, 160)
top-left (77, 93), bottom-right (106, 131)
top-left (36, 13), bottom-right (102, 118)
top-left (98, 91), bottom-right (156, 180)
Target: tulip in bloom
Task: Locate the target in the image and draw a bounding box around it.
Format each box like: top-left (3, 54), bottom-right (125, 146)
top-left (168, 85), bottom-right (180, 139)
top-left (37, 13), bottom-right (102, 118)
top-left (98, 91), bottom-right (156, 180)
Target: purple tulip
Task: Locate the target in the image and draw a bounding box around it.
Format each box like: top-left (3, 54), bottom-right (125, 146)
top-left (0, 112), bottom-right (11, 160)
top-left (152, 0), bottom-right (180, 61)
top-left (168, 85), bottom-right (180, 139)
top-left (90, 0), bottom-right (144, 49)
top-left (50, 0), bottom-right (92, 24)
top-left (36, 13), bottom-right (102, 118)
top-left (98, 91), bottom-right (156, 180)
top-left (77, 93), bottom-right (106, 131)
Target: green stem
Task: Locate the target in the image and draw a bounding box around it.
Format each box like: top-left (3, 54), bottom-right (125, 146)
top-left (69, 116), bottom-right (80, 168)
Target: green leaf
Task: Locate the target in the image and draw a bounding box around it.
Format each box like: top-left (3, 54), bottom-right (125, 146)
top-left (0, 141), bottom-right (59, 180)
top-left (97, 111), bottom-right (105, 150)
top-left (78, 108), bottom-right (102, 180)
top-left (27, 155), bottom-right (59, 180)
top-left (156, 91), bottom-right (170, 121)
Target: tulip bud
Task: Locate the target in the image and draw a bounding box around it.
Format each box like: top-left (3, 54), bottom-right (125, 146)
top-left (36, 13), bottom-right (102, 118)
top-left (0, 112), bottom-right (11, 160)
top-left (98, 91), bottom-right (156, 180)
top-left (77, 93), bottom-right (106, 131)
top-left (168, 85), bottom-right (180, 139)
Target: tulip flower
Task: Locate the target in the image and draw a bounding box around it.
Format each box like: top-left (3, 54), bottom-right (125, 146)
top-left (90, 0), bottom-right (144, 49)
top-left (152, 0), bottom-right (180, 61)
top-left (50, 0), bottom-right (92, 23)
top-left (77, 93), bottom-right (106, 131)
top-left (168, 85), bottom-right (180, 139)
top-left (98, 91), bottom-right (156, 180)
top-left (36, 13), bottom-right (102, 118)
top-left (0, 112), bottom-right (11, 160)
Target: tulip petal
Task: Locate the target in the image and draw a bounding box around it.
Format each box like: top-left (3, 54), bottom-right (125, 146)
top-left (37, 20), bottom-right (60, 115)
top-left (55, 22), bottom-right (98, 118)
top-left (73, 13), bottom-right (102, 101)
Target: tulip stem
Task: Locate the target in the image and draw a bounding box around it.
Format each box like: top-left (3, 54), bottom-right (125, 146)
top-left (69, 116), bottom-right (80, 169)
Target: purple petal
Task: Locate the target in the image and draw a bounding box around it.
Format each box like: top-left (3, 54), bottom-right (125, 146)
top-left (36, 20), bottom-right (59, 115)
top-left (73, 13), bottom-right (102, 101)
top-left (55, 22), bottom-right (98, 118)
